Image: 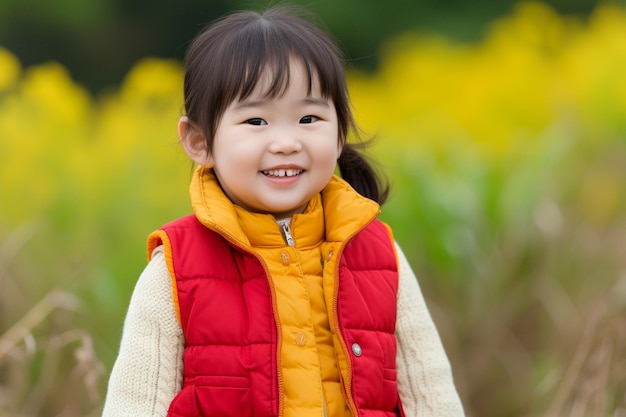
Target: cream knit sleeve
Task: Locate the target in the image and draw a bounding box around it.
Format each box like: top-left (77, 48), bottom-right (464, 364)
top-left (394, 243), bottom-right (465, 417)
top-left (102, 247), bottom-right (184, 417)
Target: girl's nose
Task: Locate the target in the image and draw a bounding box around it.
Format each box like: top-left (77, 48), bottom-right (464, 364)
top-left (268, 129), bottom-right (303, 154)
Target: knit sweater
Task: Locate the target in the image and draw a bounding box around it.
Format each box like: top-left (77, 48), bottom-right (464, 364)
top-left (102, 242), bottom-right (465, 416)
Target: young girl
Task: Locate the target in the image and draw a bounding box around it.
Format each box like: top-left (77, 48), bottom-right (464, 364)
top-left (102, 6), bottom-right (464, 417)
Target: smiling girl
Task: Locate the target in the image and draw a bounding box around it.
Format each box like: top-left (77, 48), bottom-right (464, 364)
top-left (102, 6), bottom-right (464, 417)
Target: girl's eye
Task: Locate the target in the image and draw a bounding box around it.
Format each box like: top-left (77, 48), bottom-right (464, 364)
top-left (300, 115), bottom-right (319, 124)
top-left (246, 118), bottom-right (267, 126)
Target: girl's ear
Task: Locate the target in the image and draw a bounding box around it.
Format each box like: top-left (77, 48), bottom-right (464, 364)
top-left (178, 116), bottom-right (214, 168)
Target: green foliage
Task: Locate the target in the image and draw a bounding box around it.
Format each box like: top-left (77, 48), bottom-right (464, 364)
top-left (1, 2), bottom-right (625, 416)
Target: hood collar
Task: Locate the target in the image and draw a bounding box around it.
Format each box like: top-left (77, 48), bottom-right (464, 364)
top-left (190, 167), bottom-right (380, 249)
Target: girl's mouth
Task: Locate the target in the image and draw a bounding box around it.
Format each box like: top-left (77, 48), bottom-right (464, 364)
top-left (262, 169), bottom-right (304, 177)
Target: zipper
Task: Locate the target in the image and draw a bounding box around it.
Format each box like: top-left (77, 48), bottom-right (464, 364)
top-left (332, 242), bottom-right (359, 417)
top-left (212, 225), bottom-right (285, 417)
top-left (331, 214), bottom-right (379, 417)
top-left (278, 216), bottom-right (328, 417)
top-left (276, 218), bottom-right (295, 247)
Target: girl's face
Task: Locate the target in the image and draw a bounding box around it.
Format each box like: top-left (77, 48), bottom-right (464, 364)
top-left (198, 59), bottom-right (341, 218)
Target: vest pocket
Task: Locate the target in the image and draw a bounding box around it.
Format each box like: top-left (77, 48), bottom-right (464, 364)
top-left (383, 367), bottom-right (397, 382)
top-left (170, 375), bottom-right (252, 417)
top-left (197, 375), bottom-right (251, 416)
top-left (382, 367), bottom-right (399, 412)
top-left (195, 374), bottom-right (250, 388)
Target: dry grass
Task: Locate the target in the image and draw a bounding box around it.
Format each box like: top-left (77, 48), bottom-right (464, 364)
top-left (0, 229), bottom-right (105, 417)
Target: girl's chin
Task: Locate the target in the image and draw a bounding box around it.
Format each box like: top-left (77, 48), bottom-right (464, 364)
top-left (264, 202), bottom-right (309, 218)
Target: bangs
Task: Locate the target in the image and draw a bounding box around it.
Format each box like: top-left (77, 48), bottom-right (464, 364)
top-left (222, 15), bottom-right (344, 103)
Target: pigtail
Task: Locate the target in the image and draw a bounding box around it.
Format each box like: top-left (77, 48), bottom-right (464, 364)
top-left (338, 143), bottom-right (389, 205)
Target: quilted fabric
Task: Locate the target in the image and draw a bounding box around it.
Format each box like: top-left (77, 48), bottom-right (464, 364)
top-left (146, 167), bottom-right (405, 417)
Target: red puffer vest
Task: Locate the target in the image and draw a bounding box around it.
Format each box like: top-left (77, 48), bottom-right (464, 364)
top-left (150, 214), bottom-right (405, 417)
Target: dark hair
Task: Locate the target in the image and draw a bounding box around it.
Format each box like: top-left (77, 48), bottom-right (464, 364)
top-left (182, 6), bottom-right (388, 204)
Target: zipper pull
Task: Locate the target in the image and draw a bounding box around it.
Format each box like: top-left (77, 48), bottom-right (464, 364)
top-left (277, 218), bottom-right (295, 246)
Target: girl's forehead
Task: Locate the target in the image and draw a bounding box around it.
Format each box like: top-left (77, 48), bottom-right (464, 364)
top-left (243, 58), bottom-right (322, 99)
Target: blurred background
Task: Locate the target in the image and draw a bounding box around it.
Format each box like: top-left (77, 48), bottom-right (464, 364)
top-left (1, 0), bottom-right (625, 416)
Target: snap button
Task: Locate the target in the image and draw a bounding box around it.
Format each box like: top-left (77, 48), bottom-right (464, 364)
top-left (327, 251), bottom-right (333, 260)
top-left (351, 343), bottom-right (362, 357)
top-left (280, 250), bottom-right (290, 265)
top-left (295, 332), bottom-right (306, 347)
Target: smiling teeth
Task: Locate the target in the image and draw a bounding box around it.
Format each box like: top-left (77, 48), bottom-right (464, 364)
top-left (263, 169), bottom-right (303, 177)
